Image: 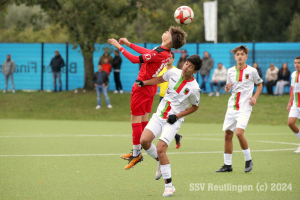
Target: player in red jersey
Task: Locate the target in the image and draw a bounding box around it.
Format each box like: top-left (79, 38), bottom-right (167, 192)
top-left (108, 26), bottom-right (187, 169)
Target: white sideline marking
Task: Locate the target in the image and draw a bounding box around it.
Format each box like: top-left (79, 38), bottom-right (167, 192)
top-left (184, 137), bottom-right (300, 146)
top-left (0, 148), bottom-right (296, 157)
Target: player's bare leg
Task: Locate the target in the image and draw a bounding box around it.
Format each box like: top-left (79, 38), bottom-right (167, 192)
top-left (140, 129), bottom-right (161, 180)
top-left (236, 128), bottom-right (253, 172)
top-left (216, 130), bottom-right (233, 172)
top-left (157, 140), bottom-right (175, 197)
top-left (122, 115), bottom-right (144, 169)
top-left (288, 117), bottom-right (300, 153)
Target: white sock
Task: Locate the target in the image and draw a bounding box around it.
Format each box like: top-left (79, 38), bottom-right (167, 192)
top-left (224, 153), bottom-right (232, 165)
top-left (243, 148), bottom-right (251, 161)
top-left (161, 164), bottom-right (172, 187)
top-left (295, 131), bottom-right (300, 139)
top-left (145, 143), bottom-right (158, 160)
top-left (133, 144), bottom-right (141, 157)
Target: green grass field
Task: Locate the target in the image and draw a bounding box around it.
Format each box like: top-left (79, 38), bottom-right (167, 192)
top-left (0, 91), bottom-right (299, 199)
top-left (0, 119), bottom-right (299, 199)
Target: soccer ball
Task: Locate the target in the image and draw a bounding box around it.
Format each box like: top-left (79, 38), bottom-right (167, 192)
top-left (174, 6), bottom-right (194, 25)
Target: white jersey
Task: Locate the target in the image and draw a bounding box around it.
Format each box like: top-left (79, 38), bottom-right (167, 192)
top-left (291, 71), bottom-right (300, 108)
top-left (226, 65), bottom-right (263, 111)
top-left (155, 68), bottom-right (200, 122)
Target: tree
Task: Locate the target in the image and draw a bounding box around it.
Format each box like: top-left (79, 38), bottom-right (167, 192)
top-left (15, 0), bottom-right (157, 90)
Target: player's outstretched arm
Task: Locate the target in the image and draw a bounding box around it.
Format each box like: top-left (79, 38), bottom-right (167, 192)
top-left (108, 38), bottom-right (141, 64)
top-left (287, 86), bottom-right (294, 111)
top-left (119, 38), bottom-right (150, 54)
top-left (135, 76), bottom-right (165, 87)
top-left (249, 83), bottom-right (263, 106)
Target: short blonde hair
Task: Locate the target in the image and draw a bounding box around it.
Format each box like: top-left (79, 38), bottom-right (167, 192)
top-left (231, 45), bottom-right (250, 54)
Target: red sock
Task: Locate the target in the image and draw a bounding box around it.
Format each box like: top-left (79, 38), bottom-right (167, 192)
top-left (132, 123), bottom-right (143, 145)
top-left (141, 121), bottom-right (148, 131)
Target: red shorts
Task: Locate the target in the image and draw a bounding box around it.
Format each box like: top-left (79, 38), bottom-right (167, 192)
top-left (131, 88), bottom-right (154, 116)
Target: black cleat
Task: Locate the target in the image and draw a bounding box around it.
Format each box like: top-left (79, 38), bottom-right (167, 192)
top-left (175, 134), bottom-right (182, 149)
top-left (216, 164), bottom-right (233, 172)
top-left (245, 160), bottom-right (253, 173)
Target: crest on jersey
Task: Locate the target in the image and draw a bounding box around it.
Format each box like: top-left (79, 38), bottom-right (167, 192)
top-left (245, 74), bottom-right (249, 79)
top-left (145, 54), bottom-right (151, 61)
top-left (184, 88), bottom-right (190, 95)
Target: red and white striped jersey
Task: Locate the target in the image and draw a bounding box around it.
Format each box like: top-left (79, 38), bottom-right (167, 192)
top-left (155, 68), bottom-right (200, 122)
top-left (226, 65), bottom-right (263, 111)
top-left (291, 71), bottom-right (300, 108)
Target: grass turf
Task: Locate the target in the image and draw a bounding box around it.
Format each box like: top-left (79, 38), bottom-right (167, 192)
top-left (0, 90), bottom-right (290, 125)
top-left (0, 119), bottom-right (299, 199)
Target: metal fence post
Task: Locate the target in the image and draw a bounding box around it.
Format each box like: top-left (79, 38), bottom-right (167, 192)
top-left (41, 42), bottom-right (44, 91)
top-left (66, 42), bottom-right (69, 91)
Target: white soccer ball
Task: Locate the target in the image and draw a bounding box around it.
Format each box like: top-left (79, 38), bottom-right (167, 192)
top-left (174, 6), bottom-right (194, 25)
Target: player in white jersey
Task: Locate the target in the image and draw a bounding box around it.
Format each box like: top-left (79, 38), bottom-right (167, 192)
top-left (287, 56), bottom-right (300, 153)
top-left (216, 45), bottom-right (263, 173)
top-left (135, 55), bottom-right (202, 197)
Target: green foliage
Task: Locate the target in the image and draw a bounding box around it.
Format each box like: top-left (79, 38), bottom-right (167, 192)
top-left (286, 13), bottom-right (300, 41)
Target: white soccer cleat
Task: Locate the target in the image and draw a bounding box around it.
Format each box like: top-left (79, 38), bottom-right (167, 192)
top-left (294, 145), bottom-right (300, 153)
top-left (162, 186), bottom-right (176, 197)
top-left (155, 163), bottom-right (162, 180)
top-left (107, 105), bottom-right (113, 108)
top-left (95, 105), bottom-right (101, 109)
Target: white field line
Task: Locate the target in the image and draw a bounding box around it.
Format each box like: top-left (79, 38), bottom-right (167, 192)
top-left (183, 137), bottom-right (300, 146)
top-left (0, 148), bottom-right (296, 157)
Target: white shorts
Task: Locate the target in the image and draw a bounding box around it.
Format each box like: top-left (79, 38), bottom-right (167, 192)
top-left (222, 109), bottom-right (251, 132)
top-left (288, 106), bottom-right (300, 119)
top-left (145, 113), bottom-right (182, 146)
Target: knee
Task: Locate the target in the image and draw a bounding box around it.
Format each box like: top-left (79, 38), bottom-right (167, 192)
top-left (235, 131), bottom-right (244, 139)
top-left (288, 121), bottom-right (294, 127)
top-left (156, 145), bottom-right (165, 156)
top-left (225, 132), bottom-right (233, 141)
top-left (140, 137), bottom-right (149, 148)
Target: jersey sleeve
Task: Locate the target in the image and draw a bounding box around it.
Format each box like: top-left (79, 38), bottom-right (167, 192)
top-left (291, 73), bottom-right (295, 87)
top-left (139, 49), bottom-right (169, 63)
top-left (252, 69), bottom-right (263, 84)
top-left (130, 43), bottom-right (151, 54)
top-left (162, 69), bottom-right (173, 82)
top-left (189, 88), bottom-right (200, 106)
top-left (226, 70), bottom-right (232, 84)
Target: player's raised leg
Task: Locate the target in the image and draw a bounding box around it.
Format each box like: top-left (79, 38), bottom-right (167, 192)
top-left (140, 121), bottom-right (162, 180)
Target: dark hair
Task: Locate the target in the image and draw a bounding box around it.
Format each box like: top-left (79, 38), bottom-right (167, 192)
top-left (295, 56), bottom-right (300, 59)
top-left (170, 52), bottom-right (174, 59)
top-left (279, 63), bottom-right (289, 76)
top-left (231, 45), bottom-right (250, 54)
top-left (187, 54), bottom-right (202, 71)
top-left (169, 26), bottom-right (187, 49)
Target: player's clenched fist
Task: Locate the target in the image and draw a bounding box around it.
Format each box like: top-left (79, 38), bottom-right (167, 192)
top-left (225, 83), bottom-right (231, 93)
top-left (119, 38), bottom-right (130, 46)
top-left (249, 97), bottom-right (257, 106)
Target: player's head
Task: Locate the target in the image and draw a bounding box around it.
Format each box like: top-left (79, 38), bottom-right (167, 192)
top-left (98, 64), bottom-right (102, 71)
top-left (295, 56), bottom-right (300, 71)
top-left (167, 52), bottom-right (175, 65)
top-left (182, 54), bottom-right (202, 75)
top-left (231, 45), bottom-right (249, 64)
top-left (162, 26), bottom-right (187, 49)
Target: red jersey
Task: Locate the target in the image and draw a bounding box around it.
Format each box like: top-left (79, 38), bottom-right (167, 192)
top-left (102, 63), bottom-right (112, 74)
top-left (119, 43), bottom-right (171, 96)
